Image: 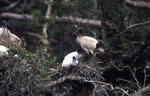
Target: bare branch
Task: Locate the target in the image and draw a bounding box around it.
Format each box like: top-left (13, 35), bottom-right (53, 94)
top-left (115, 87), bottom-right (130, 96)
top-left (143, 69), bottom-right (147, 87)
top-left (125, 0), bottom-right (150, 10)
top-left (0, 12), bottom-right (101, 28)
top-left (5, 0), bottom-right (21, 11)
top-left (110, 59), bottom-right (128, 71)
top-left (118, 20), bottom-right (150, 36)
top-left (130, 56), bottom-right (139, 67)
top-left (128, 66), bottom-right (141, 89)
top-left (55, 16), bottom-right (101, 28)
top-left (42, 3), bottom-right (51, 53)
top-left (23, 32), bottom-right (43, 39)
top-left (0, 12), bottom-right (33, 20)
top-left (41, 75), bottom-right (114, 90)
top-left (130, 84), bottom-right (150, 96)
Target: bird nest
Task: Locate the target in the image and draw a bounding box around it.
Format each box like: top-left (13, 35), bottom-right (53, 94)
top-left (40, 62), bottom-right (113, 96)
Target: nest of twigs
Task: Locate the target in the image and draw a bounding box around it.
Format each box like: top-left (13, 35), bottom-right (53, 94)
top-left (40, 62), bottom-right (114, 96)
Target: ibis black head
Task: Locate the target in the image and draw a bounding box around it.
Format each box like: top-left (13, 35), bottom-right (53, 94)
top-left (1, 20), bottom-right (9, 28)
top-left (72, 27), bottom-right (84, 39)
top-left (96, 41), bottom-right (105, 53)
top-left (77, 48), bottom-right (83, 54)
top-left (75, 28), bottom-right (84, 36)
top-left (96, 42), bottom-right (105, 48)
top-left (77, 28), bottom-right (84, 35)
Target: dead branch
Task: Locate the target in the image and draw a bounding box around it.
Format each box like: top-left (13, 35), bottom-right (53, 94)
top-left (42, 3), bottom-right (51, 53)
top-left (79, 64), bottom-right (105, 80)
top-left (23, 32), bottom-right (43, 39)
top-left (55, 16), bottom-right (101, 28)
top-left (125, 0), bottom-right (150, 10)
top-left (0, 12), bottom-right (33, 20)
top-left (130, 84), bottom-right (150, 96)
top-left (5, 0), bottom-right (21, 11)
top-left (0, 12), bottom-right (101, 28)
top-left (140, 84), bottom-right (150, 95)
top-left (41, 75), bottom-right (113, 90)
top-left (115, 87), bottom-right (130, 95)
top-left (118, 20), bottom-right (150, 36)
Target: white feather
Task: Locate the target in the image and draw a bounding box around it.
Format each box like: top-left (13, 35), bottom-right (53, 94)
top-left (0, 45), bottom-right (18, 58)
top-left (0, 45), bottom-right (9, 57)
top-left (62, 51), bottom-right (82, 67)
top-left (76, 35), bottom-right (105, 56)
top-left (76, 36), bottom-right (97, 54)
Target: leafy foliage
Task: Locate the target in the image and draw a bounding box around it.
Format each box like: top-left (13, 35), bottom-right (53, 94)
top-left (0, 46), bottom-right (59, 96)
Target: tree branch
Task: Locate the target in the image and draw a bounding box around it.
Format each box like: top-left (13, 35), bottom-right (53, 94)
top-left (41, 75), bottom-right (113, 90)
top-left (117, 20), bottom-right (150, 36)
top-left (55, 16), bottom-right (101, 28)
top-left (130, 84), bottom-right (150, 96)
top-left (42, 2), bottom-right (51, 53)
top-left (0, 12), bottom-right (101, 28)
top-left (0, 12), bottom-right (33, 20)
top-left (125, 0), bottom-right (150, 10)
top-left (5, 0), bottom-right (21, 11)
top-left (23, 32), bottom-right (43, 39)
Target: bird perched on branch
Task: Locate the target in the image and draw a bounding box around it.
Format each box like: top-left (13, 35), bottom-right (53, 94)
top-left (0, 20), bottom-right (21, 49)
top-left (62, 50), bottom-right (82, 68)
top-left (75, 28), bottom-right (105, 56)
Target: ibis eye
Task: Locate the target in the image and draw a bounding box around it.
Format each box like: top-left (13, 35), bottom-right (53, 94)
top-left (73, 56), bottom-right (76, 63)
top-left (73, 56), bottom-right (76, 61)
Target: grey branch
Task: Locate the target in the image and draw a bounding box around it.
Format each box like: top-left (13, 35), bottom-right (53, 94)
top-left (5, 0), bottom-right (21, 11)
top-left (125, 0), bottom-right (150, 10)
top-left (55, 16), bottom-right (101, 28)
top-left (0, 12), bottom-right (33, 20)
top-left (0, 12), bottom-right (101, 28)
top-left (42, 4), bottom-right (51, 53)
top-left (23, 32), bottom-right (43, 39)
top-left (130, 84), bottom-right (150, 96)
top-left (41, 75), bottom-right (113, 90)
top-left (118, 20), bottom-right (150, 36)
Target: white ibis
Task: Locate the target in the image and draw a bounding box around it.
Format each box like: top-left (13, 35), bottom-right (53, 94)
top-left (76, 34), bottom-right (105, 56)
top-left (0, 21), bottom-right (21, 49)
top-left (62, 51), bottom-right (82, 67)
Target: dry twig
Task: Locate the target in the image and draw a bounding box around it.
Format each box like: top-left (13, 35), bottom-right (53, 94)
top-left (41, 75), bottom-right (113, 90)
top-left (5, 0), bottom-right (21, 11)
top-left (118, 20), bottom-right (150, 36)
top-left (125, 0), bottom-right (150, 10)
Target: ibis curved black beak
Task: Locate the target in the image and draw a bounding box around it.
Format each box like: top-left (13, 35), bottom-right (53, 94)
top-left (72, 27), bottom-right (83, 37)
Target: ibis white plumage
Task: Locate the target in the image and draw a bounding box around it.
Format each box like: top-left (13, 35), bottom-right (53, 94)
top-left (0, 45), bottom-right (18, 58)
top-left (0, 21), bottom-right (21, 49)
top-left (62, 51), bottom-right (82, 67)
top-left (0, 45), bottom-right (9, 57)
top-left (76, 35), bottom-right (105, 56)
